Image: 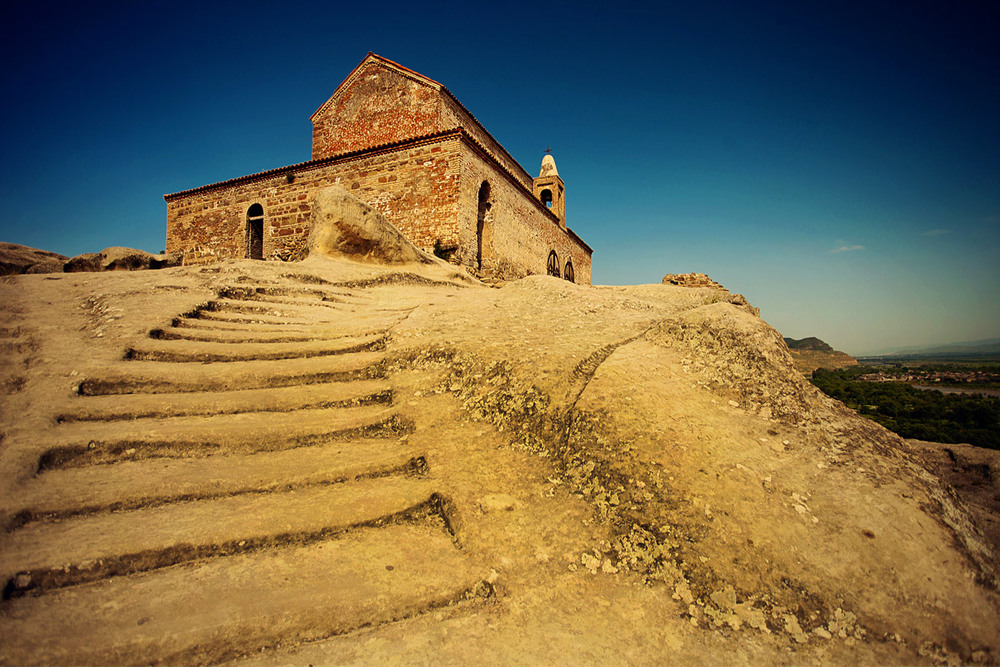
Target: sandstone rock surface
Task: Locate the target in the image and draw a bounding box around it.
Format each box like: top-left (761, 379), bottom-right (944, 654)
top-left (0, 242), bottom-right (68, 275)
top-left (0, 258), bottom-right (996, 665)
top-left (298, 186), bottom-right (433, 265)
top-left (662, 272), bottom-right (725, 289)
top-left (64, 247), bottom-right (182, 272)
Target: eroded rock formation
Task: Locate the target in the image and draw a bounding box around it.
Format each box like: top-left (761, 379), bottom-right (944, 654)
top-left (0, 253), bottom-right (995, 664)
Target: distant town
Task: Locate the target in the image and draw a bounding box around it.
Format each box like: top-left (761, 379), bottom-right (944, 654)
top-left (811, 360), bottom-right (1000, 449)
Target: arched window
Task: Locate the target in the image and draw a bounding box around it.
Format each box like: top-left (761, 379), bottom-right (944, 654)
top-left (547, 250), bottom-right (560, 278)
top-left (540, 189), bottom-right (553, 208)
top-left (247, 204), bottom-right (264, 260)
top-left (476, 181), bottom-right (491, 271)
top-left (564, 260), bottom-right (575, 283)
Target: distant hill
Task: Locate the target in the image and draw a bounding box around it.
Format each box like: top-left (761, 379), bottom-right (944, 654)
top-left (877, 338), bottom-right (1000, 359)
top-left (784, 336), bottom-right (833, 352)
top-left (783, 336), bottom-right (857, 375)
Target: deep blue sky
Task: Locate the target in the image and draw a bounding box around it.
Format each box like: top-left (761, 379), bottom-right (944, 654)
top-left (1, 0), bottom-right (997, 354)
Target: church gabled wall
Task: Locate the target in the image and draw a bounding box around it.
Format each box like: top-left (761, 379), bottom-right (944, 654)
top-left (312, 55), bottom-right (533, 191)
top-left (311, 61), bottom-right (444, 160)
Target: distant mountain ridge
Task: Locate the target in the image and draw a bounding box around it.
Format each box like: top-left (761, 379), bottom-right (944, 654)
top-left (879, 338), bottom-right (1000, 358)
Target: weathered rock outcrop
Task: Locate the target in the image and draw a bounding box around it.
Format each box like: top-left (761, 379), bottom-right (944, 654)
top-left (297, 186), bottom-right (433, 265)
top-left (0, 258), bottom-right (996, 665)
top-left (0, 243), bottom-right (68, 275)
top-left (414, 281), bottom-right (1000, 661)
top-left (1, 243), bottom-right (183, 275)
top-left (64, 247), bottom-right (182, 273)
top-left (662, 272), bottom-right (725, 289)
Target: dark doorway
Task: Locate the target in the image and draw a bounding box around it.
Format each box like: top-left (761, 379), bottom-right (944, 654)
top-left (247, 204), bottom-right (264, 260)
top-left (547, 250), bottom-right (560, 278)
top-left (476, 181), bottom-right (491, 271)
top-left (564, 260), bottom-right (574, 283)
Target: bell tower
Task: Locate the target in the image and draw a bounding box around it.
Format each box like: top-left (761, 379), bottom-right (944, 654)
top-left (533, 151), bottom-right (565, 229)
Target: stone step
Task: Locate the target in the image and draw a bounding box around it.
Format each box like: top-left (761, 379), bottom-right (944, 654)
top-left (168, 314), bottom-right (404, 335)
top-left (0, 522), bottom-right (489, 665)
top-left (0, 340), bottom-right (30, 354)
top-left (77, 351), bottom-right (386, 395)
top-left (185, 302), bottom-right (413, 326)
top-left (185, 308), bottom-right (354, 326)
top-left (0, 474), bottom-right (438, 596)
top-left (201, 297), bottom-right (357, 317)
top-left (58, 380), bottom-right (391, 422)
top-left (124, 332), bottom-right (388, 363)
top-left (149, 325), bottom-right (388, 344)
top-left (216, 285), bottom-right (367, 303)
top-left (0, 352), bottom-right (24, 370)
top-left (7, 439), bottom-right (419, 530)
top-left (217, 292), bottom-right (370, 309)
top-left (40, 405), bottom-right (410, 469)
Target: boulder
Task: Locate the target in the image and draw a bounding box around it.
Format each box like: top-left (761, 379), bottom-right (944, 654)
top-left (662, 272), bottom-right (726, 289)
top-left (298, 186), bottom-right (432, 265)
top-left (101, 247), bottom-right (154, 271)
top-left (24, 260), bottom-right (66, 274)
top-left (63, 253), bottom-right (104, 273)
top-left (150, 252), bottom-right (183, 269)
top-left (99, 247), bottom-right (182, 271)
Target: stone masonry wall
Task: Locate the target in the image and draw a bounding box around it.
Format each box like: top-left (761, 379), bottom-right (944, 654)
top-left (311, 58), bottom-right (533, 195)
top-left (312, 63), bottom-right (442, 160)
top-left (456, 142), bottom-right (591, 284)
top-left (167, 137), bottom-right (462, 263)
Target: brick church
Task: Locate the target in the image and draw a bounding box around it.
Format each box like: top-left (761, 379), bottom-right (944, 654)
top-left (164, 53), bottom-right (593, 284)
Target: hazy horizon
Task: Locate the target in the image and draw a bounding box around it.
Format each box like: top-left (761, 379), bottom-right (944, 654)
top-left (1, 0), bottom-right (997, 356)
top-left (848, 336), bottom-right (1000, 358)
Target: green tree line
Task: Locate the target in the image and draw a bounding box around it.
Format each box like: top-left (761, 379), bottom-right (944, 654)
top-left (810, 367), bottom-right (1000, 449)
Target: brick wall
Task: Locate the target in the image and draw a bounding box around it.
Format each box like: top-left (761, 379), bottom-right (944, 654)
top-left (167, 136), bottom-right (463, 263)
top-left (311, 57), bottom-right (533, 195)
top-left (165, 131), bottom-right (591, 283)
top-left (312, 62), bottom-right (442, 160)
